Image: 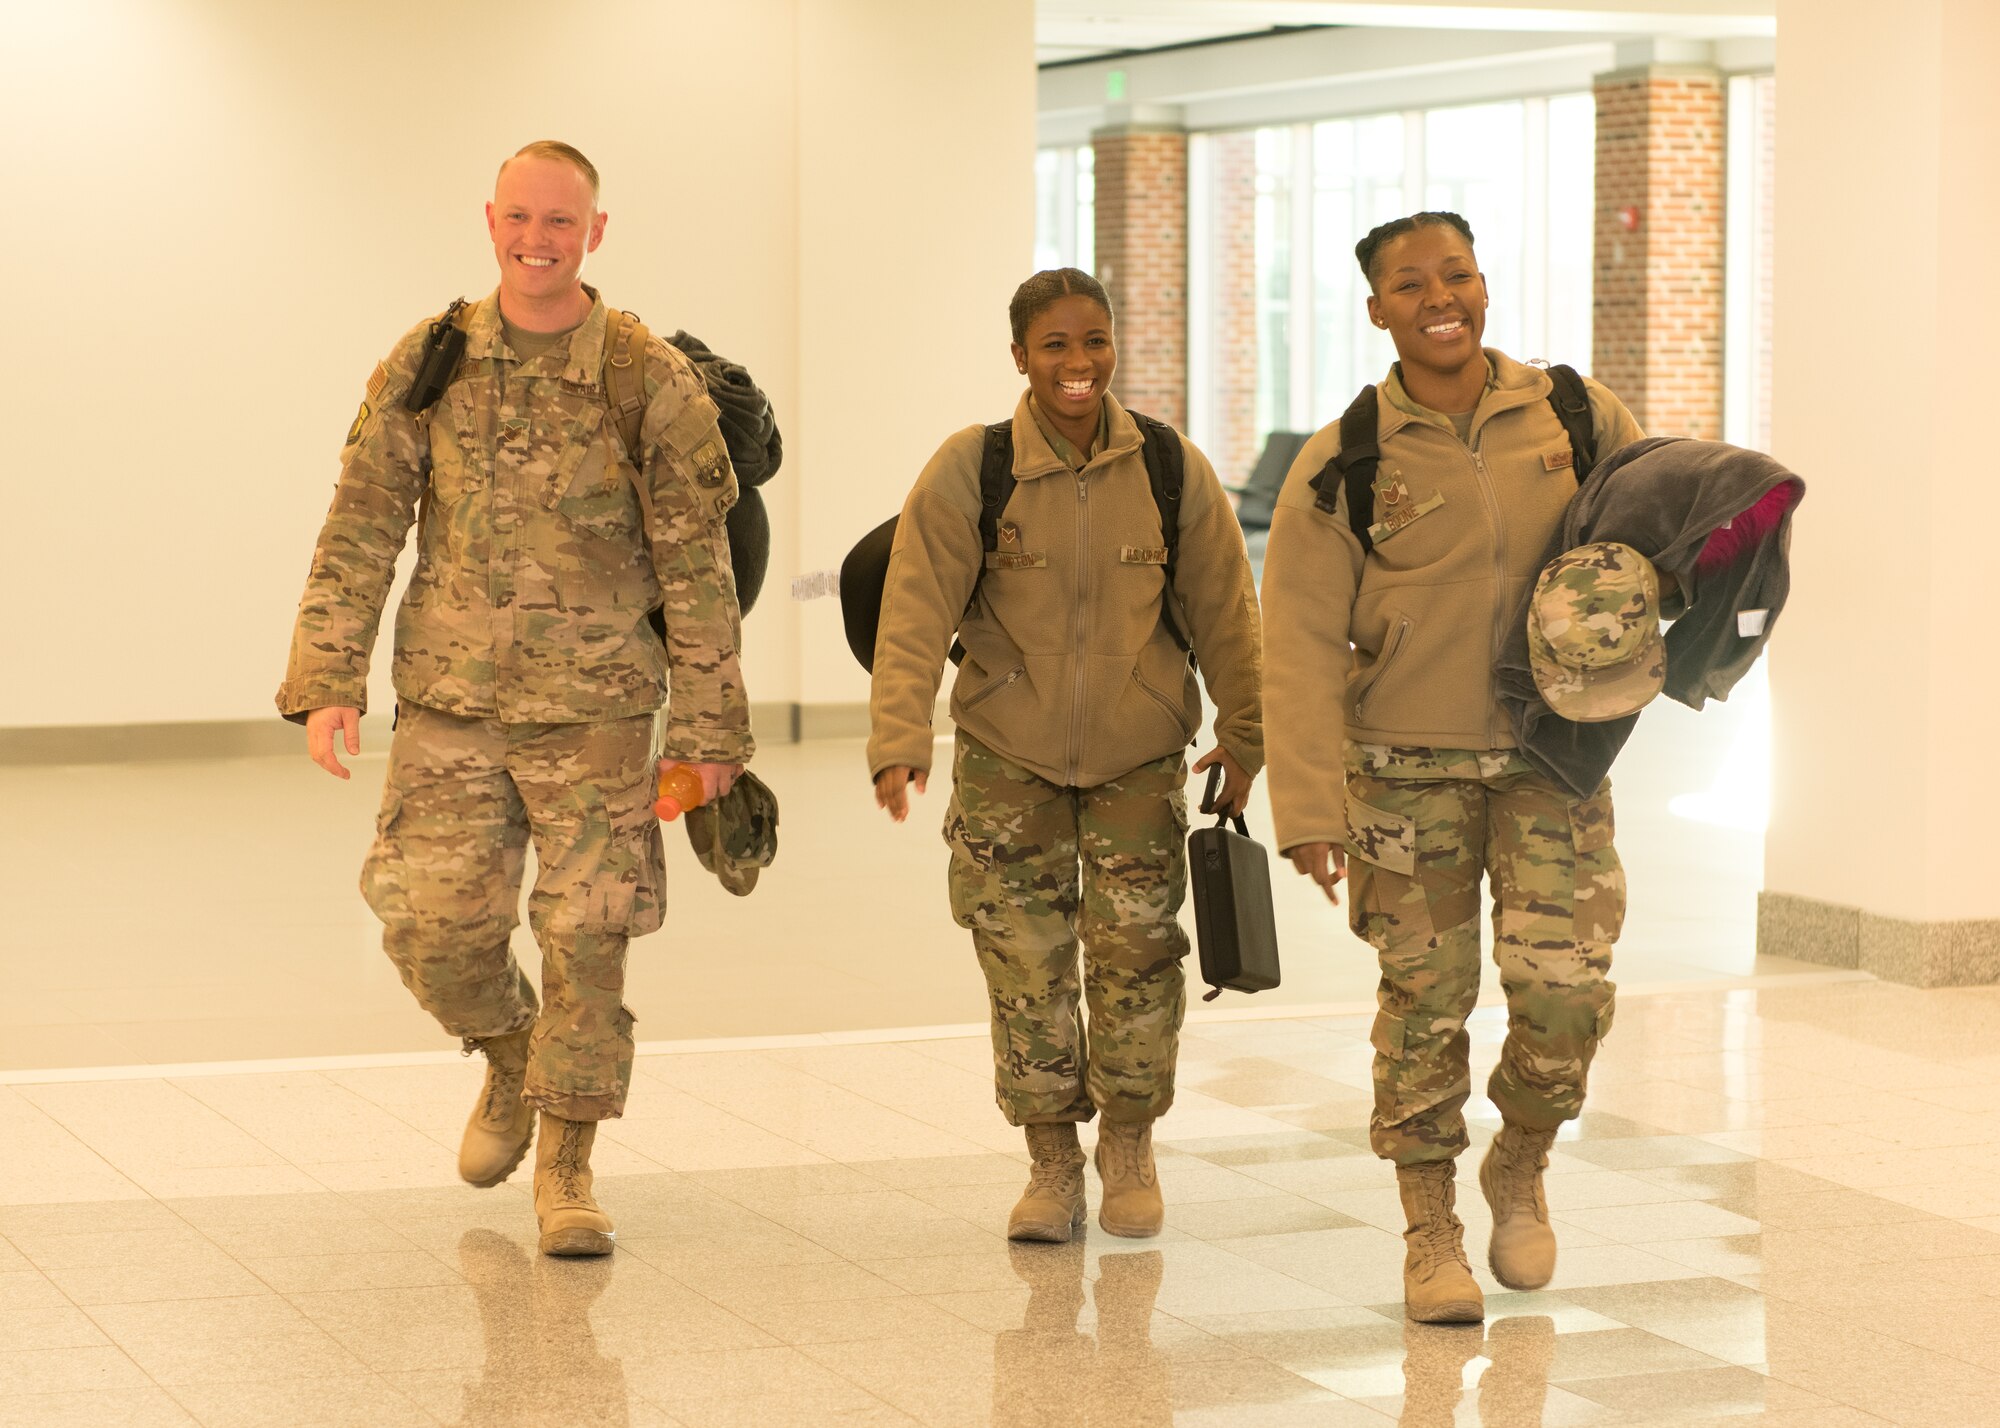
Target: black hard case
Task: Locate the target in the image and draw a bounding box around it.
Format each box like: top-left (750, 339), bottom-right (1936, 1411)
top-left (1188, 766), bottom-right (1282, 1000)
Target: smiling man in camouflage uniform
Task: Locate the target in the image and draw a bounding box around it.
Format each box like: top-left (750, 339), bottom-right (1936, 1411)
top-left (278, 141), bottom-right (752, 1257)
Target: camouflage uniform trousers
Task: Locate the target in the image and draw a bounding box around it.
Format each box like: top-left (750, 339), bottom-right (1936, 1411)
top-left (1343, 742), bottom-right (1623, 1166)
top-left (944, 732), bottom-right (1190, 1127)
top-left (361, 702), bottom-right (664, 1121)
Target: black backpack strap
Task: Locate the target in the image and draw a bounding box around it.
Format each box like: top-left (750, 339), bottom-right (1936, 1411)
top-left (1544, 363), bottom-right (1596, 483)
top-left (1126, 410), bottom-right (1192, 654)
top-left (1307, 384), bottom-right (1384, 555)
top-left (949, 421), bottom-right (1015, 666)
top-left (975, 421), bottom-right (1015, 558)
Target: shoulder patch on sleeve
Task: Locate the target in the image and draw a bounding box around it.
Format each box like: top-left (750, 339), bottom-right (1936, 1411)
top-left (365, 362), bottom-right (390, 402)
top-left (345, 401), bottom-right (372, 446)
top-left (690, 436), bottom-right (729, 488)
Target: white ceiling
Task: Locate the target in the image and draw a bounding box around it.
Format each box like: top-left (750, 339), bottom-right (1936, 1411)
top-left (1035, 1), bottom-right (1775, 64)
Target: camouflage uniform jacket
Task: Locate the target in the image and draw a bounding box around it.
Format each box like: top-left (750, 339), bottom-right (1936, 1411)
top-left (1260, 350), bottom-right (1641, 853)
top-left (277, 290), bottom-right (754, 764)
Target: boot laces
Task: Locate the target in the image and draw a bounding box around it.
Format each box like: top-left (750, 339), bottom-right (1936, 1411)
top-left (476, 1041), bottom-right (525, 1124)
top-left (1027, 1156), bottom-right (1082, 1198)
top-left (1410, 1172), bottom-right (1467, 1271)
top-left (1100, 1126), bottom-right (1156, 1187)
top-left (1496, 1133), bottom-right (1550, 1221)
top-left (551, 1124), bottom-right (590, 1204)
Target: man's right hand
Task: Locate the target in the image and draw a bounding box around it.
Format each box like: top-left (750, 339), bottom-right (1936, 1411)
top-left (874, 766), bottom-right (928, 823)
top-left (306, 706), bottom-right (362, 780)
top-left (1286, 841), bottom-right (1348, 905)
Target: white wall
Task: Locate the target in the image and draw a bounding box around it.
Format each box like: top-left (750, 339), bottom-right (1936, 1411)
top-left (1765, 0), bottom-right (2000, 923)
top-left (0, 0), bottom-right (1035, 730)
top-left (794, 4), bottom-right (1037, 712)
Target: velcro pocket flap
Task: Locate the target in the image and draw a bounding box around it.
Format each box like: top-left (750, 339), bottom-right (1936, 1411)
top-left (1370, 1011), bottom-right (1407, 1059)
top-left (1569, 792), bottom-right (1616, 854)
top-left (1344, 794), bottom-right (1417, 876)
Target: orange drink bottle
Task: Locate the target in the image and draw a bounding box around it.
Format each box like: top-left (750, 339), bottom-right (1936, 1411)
top-left (654, 763), bottom-right (708, 821)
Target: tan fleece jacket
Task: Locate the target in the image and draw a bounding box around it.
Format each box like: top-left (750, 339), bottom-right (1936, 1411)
top-left (869, 392), bottom-right (1263, 789)
top-left (1261, 350), bottom-right (1642, 852)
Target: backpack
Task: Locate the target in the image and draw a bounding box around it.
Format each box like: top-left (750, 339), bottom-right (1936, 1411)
top-left (838, 410), bottom-right (1188, 673)
top-left (1310, 363), bottom-right (1596, 553)
top-left (405, 300), bottom-right (780, 616)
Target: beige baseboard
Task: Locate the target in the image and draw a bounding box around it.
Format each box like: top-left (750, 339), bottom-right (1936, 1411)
top-left (1, 702), bottom-right (796, 766)
top-left (1758, 890), bottom-right (2000, 987)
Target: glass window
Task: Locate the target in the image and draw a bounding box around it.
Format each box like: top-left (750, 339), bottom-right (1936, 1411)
top-left (1188, 92), bottom-right (1598, 470)
top-left (1074, 147), bottom-right (1095, 275)
top-left (1425, 101), bottom-right (1528, 357)
top-left (1254, 126), bottom-right (1294, 437)
top-left (1313, 114), bottom-right (1406, 420)
top-left (1031, 145), bottom-right (1094, 273)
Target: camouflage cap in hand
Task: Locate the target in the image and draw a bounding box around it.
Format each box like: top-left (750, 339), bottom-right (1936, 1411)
top-left (684, 770), bottom-right (779, 896)
top-left (1526, 541), bottom-right (1667, 723)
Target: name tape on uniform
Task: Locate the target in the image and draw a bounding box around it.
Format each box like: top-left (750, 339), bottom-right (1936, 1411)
top-left (791, 569), bottom-right (841, 602)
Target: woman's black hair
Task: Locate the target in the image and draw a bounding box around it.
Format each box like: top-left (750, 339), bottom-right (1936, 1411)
top-left (1355, 212), bottom-right (1477, 290)
top-left (1009, 268), bottom-right (1114, 345)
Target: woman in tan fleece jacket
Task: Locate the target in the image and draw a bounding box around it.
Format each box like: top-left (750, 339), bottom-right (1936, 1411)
top-left (868, 269), bottom-right (1263, 1243)
top-left (1262, 214), bottom-right (1644, 1323)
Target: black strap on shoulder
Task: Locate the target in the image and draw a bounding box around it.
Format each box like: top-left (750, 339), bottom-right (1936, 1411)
top-left (974, 421), bottom-right (1016, 558)
top-left (1126, 410), bottom-right (1184, 585)
top-left (1307, 384), bottom-right (1385, 555)
top-left (1544, 363), bottom-right (1596, 484)
top-left (1125, 409), bottom-right (1191, 654)
top-left (950, 422), bottom-right (1016, 666)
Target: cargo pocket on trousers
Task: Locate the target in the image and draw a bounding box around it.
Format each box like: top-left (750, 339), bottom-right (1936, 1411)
top-left (359, 789), bottom-right (407, 923)
top-left (1343, 791), bottom-right (1419, 940)
top-left (1368, 1010), bottom-right (1418, 1121)
top-left (1568, 789), bottom-right (1625, 943)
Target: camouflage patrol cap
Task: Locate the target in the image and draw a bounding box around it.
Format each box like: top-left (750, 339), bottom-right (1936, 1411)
top-left (1526, 542), bottom-right (1667, 723)
top-left (684, 770), bottom-right (779, 896)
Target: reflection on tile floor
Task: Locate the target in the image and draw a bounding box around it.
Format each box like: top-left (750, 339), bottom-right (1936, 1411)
top-left (6, 976), bottom-right (2000, 1424)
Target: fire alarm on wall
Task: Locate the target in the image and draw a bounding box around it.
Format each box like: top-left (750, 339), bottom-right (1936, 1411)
top-left (1619, 205), bottom-right (1642, 233)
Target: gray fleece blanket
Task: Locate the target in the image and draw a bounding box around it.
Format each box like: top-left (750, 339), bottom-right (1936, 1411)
top-left (1495, 436), bottom-right (1805, 796)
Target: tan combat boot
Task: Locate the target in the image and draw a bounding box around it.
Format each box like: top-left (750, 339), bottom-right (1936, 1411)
top-left (1094, 1120), bottom-right (1164, 1238)
top-left (458, 1030), bottom-right (534, 1188)
top-left (534, 1113), bottom-right (615, 1257)
top-left (1009, 1123), bottom-right (1088, 1242)
top-left (1479, 1123), bottom-right (1559, 1290)
top-left (1395, 1162), bottom-right (1484, 1324)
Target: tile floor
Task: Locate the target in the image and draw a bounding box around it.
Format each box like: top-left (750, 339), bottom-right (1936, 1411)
top-left (8, 975), bottom-right (2000, 1426)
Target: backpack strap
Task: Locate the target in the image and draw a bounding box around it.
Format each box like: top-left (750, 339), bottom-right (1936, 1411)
top-left (1544, 362), bottom-right (1596, 484)
top-left (948, 422), bottom-right (1016, 666)
top-left (974, 421), bottom-right (1016, 563)
top-left (1307, 385), bottom-right (1385, 555)
top-left (1126, 409), bottom-right (1192, 655)
top-left (602, 309), bottom-right (651, 463)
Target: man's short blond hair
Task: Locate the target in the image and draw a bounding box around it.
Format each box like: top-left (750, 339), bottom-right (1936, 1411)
top-left (498, 140), bottom-right (600, 205)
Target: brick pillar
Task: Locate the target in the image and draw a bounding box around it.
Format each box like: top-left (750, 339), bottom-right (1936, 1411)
top-left (1093, 124), bottom-right (1188, 431)
top-left (1592, 65), bottom-right (1727, 438)
top-left (1206, 130), bottom-right (1260, 482)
